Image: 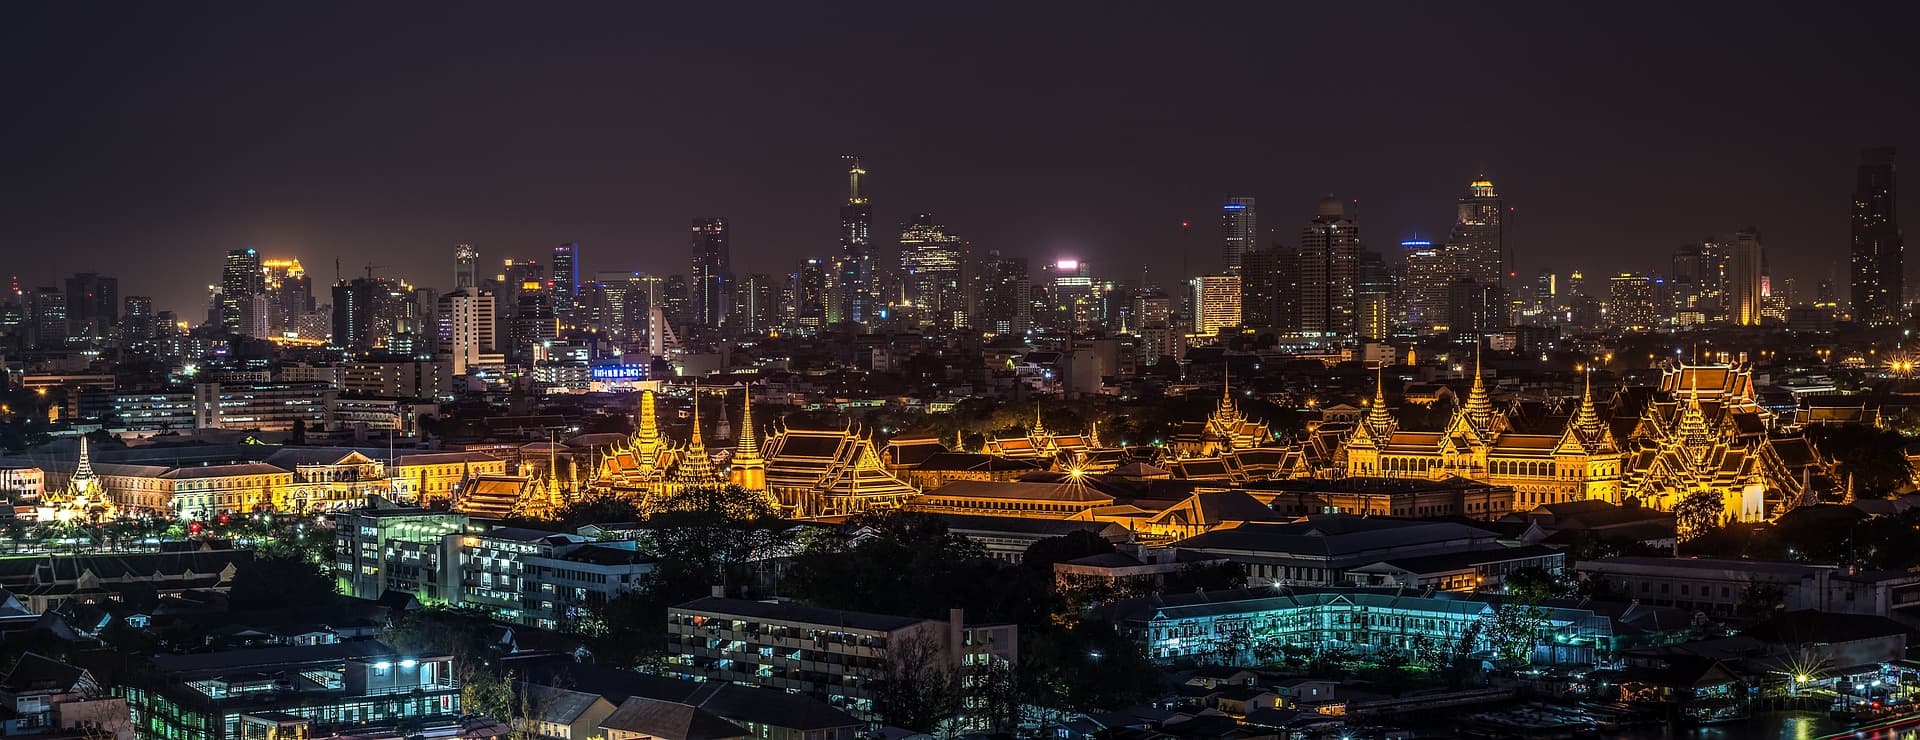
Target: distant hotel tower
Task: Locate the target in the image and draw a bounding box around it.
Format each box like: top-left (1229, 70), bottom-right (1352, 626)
top-left (1851, 147), bottom-right (1903, 325)
top-left (1221, 195), bottom-right (1256, 273)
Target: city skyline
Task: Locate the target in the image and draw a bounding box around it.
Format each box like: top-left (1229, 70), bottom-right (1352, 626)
top-left (3, 4), bottom-right (1915, 317)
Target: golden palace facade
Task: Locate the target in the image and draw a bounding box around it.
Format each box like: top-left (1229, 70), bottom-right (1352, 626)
top-left (1340, 357), bottom-right (1622, 510)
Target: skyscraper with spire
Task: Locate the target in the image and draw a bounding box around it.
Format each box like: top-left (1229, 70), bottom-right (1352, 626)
top-left (834, 156), bottom-right (874, 325)
top-left (1450, 176), bottom-right (1506, 328)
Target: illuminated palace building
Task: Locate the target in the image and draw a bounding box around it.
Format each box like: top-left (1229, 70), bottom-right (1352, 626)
top-left (1341, 352), bottom-right (1621, 510)
top-left (1334, 358), bottom-right (1821, 522)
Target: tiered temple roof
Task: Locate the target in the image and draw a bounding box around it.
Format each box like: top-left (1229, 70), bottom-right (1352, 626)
top-left (761, 425), bottom-right (920, 517)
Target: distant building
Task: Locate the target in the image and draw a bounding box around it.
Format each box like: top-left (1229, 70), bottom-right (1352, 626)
top-left (1851, 147), bottom-right (1903, 325)
top-left (1298, 196), bottom-right (1360, 336)
top-left (0, 653), bottom-right (132, 740)
top-left (690, 219), bottom-right (730, 329)
top-left (1221, 195), bottom-right (1257, 272)
top-left (667, 597), bottom-right (1015, 722)
top-left (1609, 273), bottom-right (1657, 330)
top-left (1107, 587), bottom-right (1608, 666)
top-left (1189, 273), bottom-right (1242, 335)
top-left (120, 641), bottom-right (462, 740)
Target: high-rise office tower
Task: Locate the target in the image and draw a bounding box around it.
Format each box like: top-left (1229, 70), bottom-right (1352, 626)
top-left (1450, 177), bottom-right (1505, 326)
top-left (976, 251), bottom-right (1031, 335)
top-left (330, 278), bottom-right (380, 351)
top-left (455, 244), bottom-right (479, 291)
top-left (691, 218), bottom-right (731, 329)
top-left (1401, 239), bottom-right (1450, 332)
top-left (63, 273), bottom-right (118, 340)
top-left (661, 274), bottom-right (691, 331)
top-left (121, 295), bottom-right (155, 341)
top-left (1239, 247), bottom-right (1281, 330)
top-left (551, 243), bottom-right (580, 318)
top-left (507, 287), bottom-right (556, 364)
top-left (1221, 195), bottom-right (1257, 273)
top-left (1355, 250), bottom-right (1392, 340)
top-left (261, 258), bottom-right (311, 336)
top-left (730, 273), bottom-right (780, 334)
top-left (835, 157), bottom-right (874, 325)
top-left (898, 214), bottom-right (967, 331)
top-left (1132, 289), bottom-right (1175, 363)
top-left (437, 288), bottom-right (497, 375)
top-left (1609, 273), bottom-right (1657, 330)
top-left (1042, 259), bottom-right (1096, 333)
top-left (1298, 196), bottom-right (1361, 336)
top-left (1727, 228), bottom-right (1766, 326)
top-left (30, 287), bottom-right (66, 348)
top-left (1190, 273), bottom-right (1242, 335)
top-left (791, 258), bottom-right (829, 333)
top-left (1852, 147), bottom-right (1903, 324)
top-left (220, 248), bottom-right (264, 334)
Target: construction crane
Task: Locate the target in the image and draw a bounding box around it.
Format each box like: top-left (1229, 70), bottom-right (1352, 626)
top-left (363, 263), bottom-right (385, 280)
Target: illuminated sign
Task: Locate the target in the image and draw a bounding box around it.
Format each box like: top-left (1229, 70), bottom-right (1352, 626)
top-left (590, 365), bottom-right (650, 381)
top-left (1222, 203), bottom-right (1248, 211)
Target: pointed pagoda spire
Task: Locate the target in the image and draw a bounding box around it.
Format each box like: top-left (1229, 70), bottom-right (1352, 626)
top-left (1032, 403), bottom-right (1048, 438)
top-left (734, 383), bottom-right (761, 462)
top-left (636, 390), bottom-right (660, 451)
top-left (74, 436), bottom-right (95, 481)
top-left (1461, 340), bottom-right (1495, 432)
top-left (673, 382), bottom-right (722, 487)
top-left (1366, 363), bottom-right (1395, 436)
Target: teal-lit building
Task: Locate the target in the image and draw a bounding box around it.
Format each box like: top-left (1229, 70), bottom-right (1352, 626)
top-left (1110, 587), bottom-right (1613, 667)
top-left (117, 641), bottom-right (460, 740)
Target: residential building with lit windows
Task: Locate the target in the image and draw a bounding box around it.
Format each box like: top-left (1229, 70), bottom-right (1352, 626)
top-left (666, 597), bottom-right (1016, 723)
top-left (117, 641), bottom-right (461, 740)
top-left (1189, 273), bottom-right (1242, 335)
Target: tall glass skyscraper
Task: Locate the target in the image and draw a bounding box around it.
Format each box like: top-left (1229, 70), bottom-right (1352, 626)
top-left (220, 247), bottom-right (263, 334)
top-left (1221, 195), bottom-right (1257, 273)
top-left (1851, 147), bottom-right (1903, 325)
top-left (835, 157), bottom-right (874, 325)
top-left (691, 218), bottom-right (731, 329)
top-left (551, 242), bottom-right (579, 318)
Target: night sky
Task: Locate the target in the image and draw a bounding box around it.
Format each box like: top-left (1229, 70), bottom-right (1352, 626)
top-left (4, 3), bottom-right (1916, 317)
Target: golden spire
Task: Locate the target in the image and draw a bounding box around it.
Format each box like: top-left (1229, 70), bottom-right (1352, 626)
top-left (1461, 340), bottom-right (1495, 432)
top-left (1032, 403), bottom-right (1048, 438)
top-left (636, 389), bottom-right (660, 451)
top-left (734, 383), bottom-right (761, 463)
top-left (674, 382), bottom-right (722, 487)
top-left (1367, 363), bottom-right (1394, 432)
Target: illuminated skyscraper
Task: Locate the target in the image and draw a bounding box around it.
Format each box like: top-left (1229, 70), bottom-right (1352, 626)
top-left (1727, 228), bottom-right (1765, 326)
top-left (1189, 273), bottom-right (1242, 335)
top-left (690, 218), bottom-right (731, 329)
top-left (1450, 177), bottom-right (1505, 327)
top-left (1298, 196), bottom-right (1361, 336)
top-left (1401, 239), bottom-right (1449, 332)
top-left (791, 258), bottom-right (829, 333)
top-left (454, 244), bottom-right (479, 290)
top-left (1609, 273), bottom-right (1657, 330)
top-left (437, 288), bottom-right (497, 375)
top-left (1355, 250), bottom-right (1391, 340)
top-left (898, 214), bottom-right (967, 331)
top-left (976, 251), bottom-right (1030, 335)
top-left (1851, 147), bottom-right (1903, 324)
top-left (1221, 195), bottom-right (1256, 273)
top-left (835, 156), bottom-right (874, 325)
top-left (551, 243), bottom-right (579, 317)
top-left (220, 248), bottom-right (264, 334)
